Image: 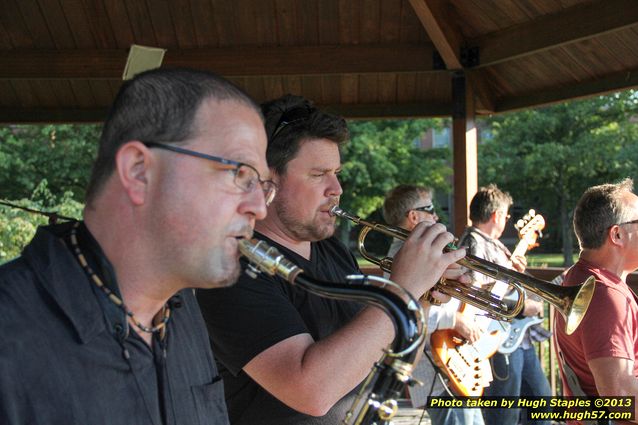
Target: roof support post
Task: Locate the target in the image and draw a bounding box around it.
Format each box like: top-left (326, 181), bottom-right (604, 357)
top-left (451, 71), bottom-right (478, 236)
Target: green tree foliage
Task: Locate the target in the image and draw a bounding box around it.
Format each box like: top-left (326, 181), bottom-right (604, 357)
top-left (0, 124), bottom-right (99, 201)
top-left (479, 91), bottom-right (638, 265)
top-left (338, 119), bottom-right (453, 250)
top-left (0, 124), bottom-right (96, 263)
top-left (340, 119), bottom-right (452, 218)
top-left (0, 180), bottom-right (83, 263)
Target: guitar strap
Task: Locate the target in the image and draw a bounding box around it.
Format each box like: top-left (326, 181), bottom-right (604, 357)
top-left (554, 337), bottom-right (608, 425)
top-left (553, 268), bottom-right (611, 425)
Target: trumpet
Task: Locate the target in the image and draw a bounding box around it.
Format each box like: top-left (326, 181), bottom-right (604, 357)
top-left (330, 205), bottom-right (595, 335)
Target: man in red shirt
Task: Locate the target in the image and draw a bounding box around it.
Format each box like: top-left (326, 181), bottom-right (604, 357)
top-left (555, 178), bottom-right (638, 424)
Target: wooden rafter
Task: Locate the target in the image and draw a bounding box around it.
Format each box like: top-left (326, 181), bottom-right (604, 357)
top-left (0, 101), bottom-right (453, 124)
top-left (407, 0), bottom-right (462, 70)
top-left (407, 0), bottom-right (495, 113)
top-left (1, 45), bottom-right (438, 79)
top-left (475, 0), bottom-right (638, 67)
top-left (496, 68), bottom-right (638, 112)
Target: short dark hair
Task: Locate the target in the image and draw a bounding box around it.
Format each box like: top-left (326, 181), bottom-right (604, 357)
top-left (469, 184), bottom-right (513, 224)
top-left (383, 184), bottom-right (433, 227)
top-left (261, 94), bottom-right (349, 175)
top-left (85, 68), bottom-right (260, 203)
top-left (573, 178), bottom-right (634, 249)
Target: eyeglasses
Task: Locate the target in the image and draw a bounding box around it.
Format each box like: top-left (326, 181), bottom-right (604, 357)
top-left (616, 218), bottom-right (638, 226)
top-left (411, 204), bottom-right (435, 214)
top-left (269, 105), bottom-right (313, 141)
top-left (143, 142), bottom-right (277, 206)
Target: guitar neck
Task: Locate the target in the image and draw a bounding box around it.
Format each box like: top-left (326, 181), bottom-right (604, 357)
top-left (511, 239), bottom-right (529, 259)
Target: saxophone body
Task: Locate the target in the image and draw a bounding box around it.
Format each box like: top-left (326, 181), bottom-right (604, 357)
top-left (238, 238), bottom-right (426, 425)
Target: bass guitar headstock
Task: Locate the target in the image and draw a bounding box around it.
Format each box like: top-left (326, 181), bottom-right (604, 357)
top-left (515, 209), bottom-right (545, 251)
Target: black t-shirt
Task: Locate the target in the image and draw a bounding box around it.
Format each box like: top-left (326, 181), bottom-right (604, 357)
top-left (198, 233), bottom-right (365, 425)
top-left (0, 223), bottom-right (229, 425)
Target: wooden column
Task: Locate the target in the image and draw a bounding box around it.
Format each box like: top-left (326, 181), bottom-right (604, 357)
top-left (451, 71), bottom-right (478, 236)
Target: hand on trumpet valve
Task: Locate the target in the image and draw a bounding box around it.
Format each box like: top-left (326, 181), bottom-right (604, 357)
top-left (424, 264), bottom-right (472, 306)
top-left (390, 222), bottom-right (467, 300)
top-left (441, 261), bottom-right (472, 285)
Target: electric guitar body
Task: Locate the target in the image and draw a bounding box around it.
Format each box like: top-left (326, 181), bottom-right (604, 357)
top-left (498, 316), bottom-right (544, 354)
top-left (430, 310), bottom-right (508, 397)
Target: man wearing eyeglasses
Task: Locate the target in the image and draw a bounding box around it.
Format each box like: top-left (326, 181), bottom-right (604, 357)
top-left (198, 94), bottom-right (468, 424)
top-left (382, 184), bottom-right (485, 425)
top-left (555, 179), bottom-right (638, 424)
top-left (459, 184), bottom-right (551, 425)
top-left (0, 68), bottom-right (271, 424)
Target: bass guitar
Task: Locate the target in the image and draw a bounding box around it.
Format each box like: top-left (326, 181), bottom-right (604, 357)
top-left (497, 209), bottom-right (546, 354)
top-left (510, 209), bottom-right (545, 263)
top-left (430, 305), bottom-right (508, 396)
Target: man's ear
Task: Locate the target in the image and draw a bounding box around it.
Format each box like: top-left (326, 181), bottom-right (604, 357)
top-left (608, 225), bottom-right (623, 246)
top-left (406, 209), bottom-right (418, 227)
top-left (115, 141), bottom-right (151, 206)
top-left (490, 211), bottom-right (499, 223)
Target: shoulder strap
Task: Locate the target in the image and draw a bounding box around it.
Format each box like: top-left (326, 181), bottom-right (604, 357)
top-left (554, 329), bottom-right (610, 425)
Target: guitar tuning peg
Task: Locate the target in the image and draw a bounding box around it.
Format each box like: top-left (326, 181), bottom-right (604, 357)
top-left (529, 209), bottom-right (536, 217)
top-left (516, 219), bottom-right (524, 229)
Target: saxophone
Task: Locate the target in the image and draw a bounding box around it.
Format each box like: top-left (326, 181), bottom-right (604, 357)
top-left (238, 238), bottom-right (426, 425)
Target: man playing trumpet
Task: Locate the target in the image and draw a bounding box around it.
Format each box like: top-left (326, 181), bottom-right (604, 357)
top-left (198, 94), bottom-right (468, 424)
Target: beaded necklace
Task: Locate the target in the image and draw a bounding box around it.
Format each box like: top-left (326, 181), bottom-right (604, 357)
top-left (70, 222), bottom-right (171, 335)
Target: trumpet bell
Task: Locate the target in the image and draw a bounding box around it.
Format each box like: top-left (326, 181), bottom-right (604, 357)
top-left (563, 275), bottom-right (596, 335)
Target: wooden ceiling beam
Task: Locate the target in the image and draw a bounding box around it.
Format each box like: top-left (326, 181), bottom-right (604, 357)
top-left (408, 0), bottom-right (495, 113)
top-left (408, 0), bottom-right (462, 70)
top-left (476, 0), bottom-right (638, 67)
top-left (0, 102), bottom-right (452, 123)
top-left (0, 108), bottom-right (109, 123)
top-left (495, 68), bottom-right (638, 112)
top-left (467, 69), bottom-right (495, 114)
top-left (324, 102), bottom-right (450, 119)
top-left (0, 44), bottom-right (437, 79)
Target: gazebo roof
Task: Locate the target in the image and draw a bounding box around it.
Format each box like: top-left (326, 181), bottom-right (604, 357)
top-left (1, 0), bottom-right (637, 123)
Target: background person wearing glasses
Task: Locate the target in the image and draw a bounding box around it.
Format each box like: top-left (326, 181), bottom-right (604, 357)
top-left (459, 184), bottom-right (551, 425)
top-left (0, 68), bottom-right (273, 425)
top-left (197, 94), bottom-right (469, 424)
top-left (555, 179), bottom-right (638, 424)
top-left (383, 184), bottom-right (485, 425)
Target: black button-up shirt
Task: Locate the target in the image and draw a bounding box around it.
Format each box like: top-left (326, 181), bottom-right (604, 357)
top-left (0, 223), bottom-right (229, 425)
